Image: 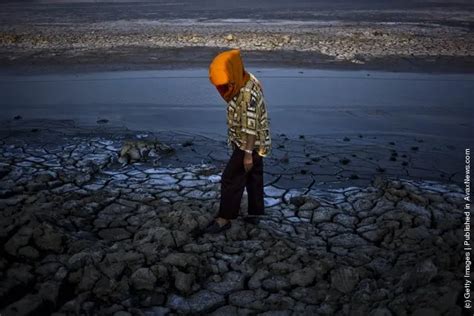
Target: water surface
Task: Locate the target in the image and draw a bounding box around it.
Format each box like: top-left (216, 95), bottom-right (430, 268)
top-left (0, 68), bottom-right (472, 140)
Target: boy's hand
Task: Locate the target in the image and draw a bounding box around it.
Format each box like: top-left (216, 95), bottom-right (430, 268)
top-left (243, 152), bottom-right (253, 172)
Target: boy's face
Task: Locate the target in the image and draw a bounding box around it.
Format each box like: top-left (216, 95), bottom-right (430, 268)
top-left (216, 83), bottom-right (234, 102)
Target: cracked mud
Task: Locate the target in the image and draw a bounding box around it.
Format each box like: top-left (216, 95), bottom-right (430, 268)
top-left (0, 126), bottom-right (467, 315)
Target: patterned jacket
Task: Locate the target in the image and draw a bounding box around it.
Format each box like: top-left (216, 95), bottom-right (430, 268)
top-left (226, 72), bottom-right (271, 157)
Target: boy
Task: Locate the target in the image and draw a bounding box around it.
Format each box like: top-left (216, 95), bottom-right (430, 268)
top-left (203, 49), bottom-right (272, 234)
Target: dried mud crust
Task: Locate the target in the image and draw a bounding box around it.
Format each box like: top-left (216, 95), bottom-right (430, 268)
top-left (0, 20), bottom-right (473, 73)
top-left (0, 125), bottom-right (467, 315)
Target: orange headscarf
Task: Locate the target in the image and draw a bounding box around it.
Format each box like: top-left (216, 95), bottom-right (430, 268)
top-left (209, 49), bottom-right (251, 102)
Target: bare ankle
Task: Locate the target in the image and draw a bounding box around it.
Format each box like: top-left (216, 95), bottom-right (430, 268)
top-left (216, 217), bottom-right (230, 225)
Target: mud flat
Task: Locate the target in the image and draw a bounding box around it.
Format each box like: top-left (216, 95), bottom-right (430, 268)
top-left (0, 123), bottom-right (467, 315)
top-left (1, 18), bottom-right (473, 73)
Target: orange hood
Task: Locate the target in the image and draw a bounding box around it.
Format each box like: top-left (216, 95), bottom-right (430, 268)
top-left (209, 49), bottom-right (251, 102)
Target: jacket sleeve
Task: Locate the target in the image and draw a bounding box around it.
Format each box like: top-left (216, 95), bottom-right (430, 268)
top-left (240, 88), bottom-right (259, 136)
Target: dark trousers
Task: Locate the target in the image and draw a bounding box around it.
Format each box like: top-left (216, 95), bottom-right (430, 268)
top-left (218, 142), bottom-right (264, 220)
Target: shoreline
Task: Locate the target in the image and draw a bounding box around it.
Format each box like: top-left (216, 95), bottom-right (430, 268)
top-left (1, 47), bottom-right (474, 75)
top-left (1, 15), bottom-right (473, 75)
top-left (0, 119), bottom-right (468, 190)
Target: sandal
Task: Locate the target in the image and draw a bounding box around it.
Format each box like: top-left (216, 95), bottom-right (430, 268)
top-left (202, 219), bottom-right (231, 234)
